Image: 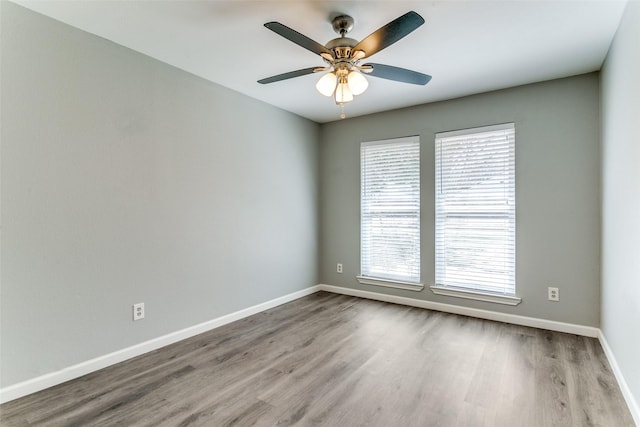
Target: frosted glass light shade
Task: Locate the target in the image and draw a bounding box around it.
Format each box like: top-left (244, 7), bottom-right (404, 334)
top-left (347, 71), bottom-right (368, 95)
top-left (335, 82), bottom-right (353, 103)
top-left (316, 72), bottom-right (337, 96)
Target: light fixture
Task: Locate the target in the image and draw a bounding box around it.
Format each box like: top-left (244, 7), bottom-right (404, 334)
top-left (334, 77), bottom-right (353, 103)
top-left (315, 72), bottom-right (337, 96)
top-left (347, 70), bottom-right (368, 95)
top-left (315, 67), bottom-right (367, 106)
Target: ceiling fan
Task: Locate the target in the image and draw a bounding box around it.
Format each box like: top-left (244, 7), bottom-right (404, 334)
top-left (258, 11), bottom-right (432, 118)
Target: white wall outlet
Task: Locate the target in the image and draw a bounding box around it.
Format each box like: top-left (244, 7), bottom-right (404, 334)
top-left (337, 263), bottom-right (343, 274)
top-left (133, 302), bottom-right (145, 320)
top-left (548, 287), bottom-right (559, 302)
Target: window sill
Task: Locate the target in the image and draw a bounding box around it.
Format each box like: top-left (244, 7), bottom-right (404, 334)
top-left (429, 285), bottom-right (522, 306)
top-left (357, 276), bottom-right (424, 292)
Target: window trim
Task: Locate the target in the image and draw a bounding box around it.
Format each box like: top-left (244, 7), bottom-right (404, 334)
top-left (357, 276), bottom-right (424, 292)
top-left (429, 284), bottom-right (521, 305)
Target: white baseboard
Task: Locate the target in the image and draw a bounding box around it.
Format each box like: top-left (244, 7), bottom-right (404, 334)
top-left (598, 332), bottom-right (640, 426)
top-left (0, 285), bottom-right (321, 404)
top-left (318, 284), bottom-right (599, 337)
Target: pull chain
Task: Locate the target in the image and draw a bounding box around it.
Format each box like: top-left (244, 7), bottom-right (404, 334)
top-left (340, 103), bottom-right (346, 119)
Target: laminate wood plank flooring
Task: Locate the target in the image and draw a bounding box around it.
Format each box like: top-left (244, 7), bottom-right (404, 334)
top-left (1, 292), bottom-right (635, 426)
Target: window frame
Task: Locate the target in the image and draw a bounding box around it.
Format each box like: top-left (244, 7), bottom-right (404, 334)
top-left (358, 135), bottom-right (423, 291)
top-left (431, 123), bottom-right (520, 305)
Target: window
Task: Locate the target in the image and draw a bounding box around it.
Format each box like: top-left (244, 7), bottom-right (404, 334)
top-left (433, 123), bottom-right (519, 305)
top-left (358, 136), bottom-right (421, 291)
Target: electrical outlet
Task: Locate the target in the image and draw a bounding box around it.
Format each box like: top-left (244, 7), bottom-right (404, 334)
top-left (337, 263), bottom-right (343, 274)
top-left (548, 287), bottom-right (559, 302)
top-left (133, 302), bottom-right (145, 320)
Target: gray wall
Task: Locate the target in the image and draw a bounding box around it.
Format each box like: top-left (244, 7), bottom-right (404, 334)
top-left (601, 0), bottom-right (640, 414)
top-left (1, 2), bottom-right (319, 387)
top-left (320, 74), bottom-right (601, 327)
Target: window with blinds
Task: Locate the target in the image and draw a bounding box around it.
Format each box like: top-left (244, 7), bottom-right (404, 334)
top-left (360, 136), bottom-right (420, 284)
top-left (435, 123), bottom-right (515, 295)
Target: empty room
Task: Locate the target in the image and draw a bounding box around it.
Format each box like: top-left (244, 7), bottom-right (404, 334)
top-left (1, 0), bottom-right (638, 425)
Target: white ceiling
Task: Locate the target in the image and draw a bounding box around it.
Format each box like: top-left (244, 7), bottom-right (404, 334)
top-left (13, 0), bottom-right (627, 123)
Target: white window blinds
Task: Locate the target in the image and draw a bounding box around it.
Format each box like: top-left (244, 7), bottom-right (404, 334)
top-left (361, 136), bottom-right (420, 283)
top-left (435, 123), bottom-right (515, 295)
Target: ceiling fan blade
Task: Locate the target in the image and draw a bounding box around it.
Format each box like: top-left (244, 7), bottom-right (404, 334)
top-left (258, 67), bottom-right (319, 84)
top-left (353, 11), bottom-right (425, 59)
top-left (364, 63), bottom-right (432, 85)
top-left (264, 22), bottom-right (332, 56)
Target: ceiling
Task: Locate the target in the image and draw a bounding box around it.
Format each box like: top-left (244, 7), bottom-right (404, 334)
top-left (13, 0), bottom-right (628, 123)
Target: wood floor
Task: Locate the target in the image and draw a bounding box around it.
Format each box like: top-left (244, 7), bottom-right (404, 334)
top-left (1, 292), bottom-right (634, 426)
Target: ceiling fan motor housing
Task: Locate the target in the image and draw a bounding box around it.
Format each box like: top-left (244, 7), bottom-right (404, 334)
top-left (325, 38), bottom-right (358, 59)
